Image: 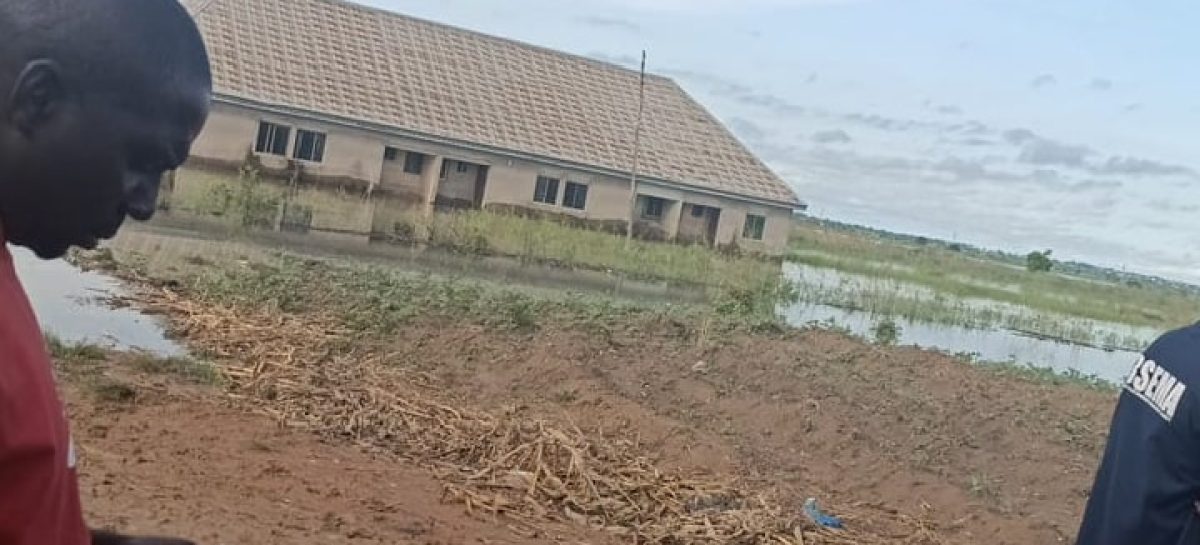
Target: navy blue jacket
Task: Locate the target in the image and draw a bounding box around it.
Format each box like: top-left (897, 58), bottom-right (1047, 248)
top-left (1078, 324), bottom-right (1200, 545)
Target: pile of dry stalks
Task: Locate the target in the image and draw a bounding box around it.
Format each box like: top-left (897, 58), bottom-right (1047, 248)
top-left (128, 281), bottom-right (945, 545)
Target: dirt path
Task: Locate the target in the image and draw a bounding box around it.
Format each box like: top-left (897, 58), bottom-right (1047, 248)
top-left (70, 367), bottom-right (612, 545)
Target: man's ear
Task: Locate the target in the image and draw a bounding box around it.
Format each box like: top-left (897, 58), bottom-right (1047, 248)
top-left (8, 60), bottom-right (65, 136)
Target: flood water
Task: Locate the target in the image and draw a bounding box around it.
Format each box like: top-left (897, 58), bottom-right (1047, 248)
top-left (783, 302), bottom-right (1139, 383)
top-left (780, 262), bottom-right (1151, 382)
top-left (12, 247), bottom-right (184, 356)
top-left (10, 217), bottom-right (1154, 383)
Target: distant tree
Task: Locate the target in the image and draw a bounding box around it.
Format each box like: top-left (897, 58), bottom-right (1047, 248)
top-left (1026, 249), bottom-right (1054, 272)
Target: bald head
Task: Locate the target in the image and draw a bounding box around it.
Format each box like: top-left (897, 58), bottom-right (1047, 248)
top-left (0, 0), bottom-right (211, 100)
top-left (0, 0), bottom-right (212, 258)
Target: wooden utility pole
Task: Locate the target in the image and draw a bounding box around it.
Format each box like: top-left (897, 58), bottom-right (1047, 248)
top-left (625, 50), bottom-right (647, 246)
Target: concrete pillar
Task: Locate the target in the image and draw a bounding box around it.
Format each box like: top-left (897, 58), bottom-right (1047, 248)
top-left (714, 209), bottom-right (741, 247)
top-left (665, 199), bottom-right (683, 241)
top-left (421, 155), bottom-right (445, 215)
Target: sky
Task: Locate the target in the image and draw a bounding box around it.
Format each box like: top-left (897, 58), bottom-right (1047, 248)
top-left (359, 0), bottom-right (1200, 282)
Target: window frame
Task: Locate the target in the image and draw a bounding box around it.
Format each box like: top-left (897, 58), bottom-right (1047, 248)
top-left (563, 181), bottom-right (589, 210)
top-left (742, 214), bottom-right (766, 241)
top-left (403, 152), bottom-right (425, 175)
top-left (533, 176), bottom-right (560, 205)
top-left (292, 129), bottom-right (327, 163)
top-left (255, 121), bottom-right (290, 156)
top-left (456, 161), bottom-right (471, 173)
top-left (384, 146), bottom-right (400, 161)
top-left (642, 196), bottom-right (665, 220)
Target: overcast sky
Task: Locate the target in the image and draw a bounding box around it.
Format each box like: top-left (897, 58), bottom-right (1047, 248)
top-left (358, 0), bottom-right (1200, 282)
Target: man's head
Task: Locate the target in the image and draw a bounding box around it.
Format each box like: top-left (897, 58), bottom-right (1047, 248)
top-left (0, 0), bottom-right (211, 259)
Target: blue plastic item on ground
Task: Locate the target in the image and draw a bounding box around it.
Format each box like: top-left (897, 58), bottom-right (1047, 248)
top-left (803, 498), bottom-right (844, 529)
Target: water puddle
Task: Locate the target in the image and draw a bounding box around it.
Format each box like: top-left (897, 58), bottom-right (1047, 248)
top-left (108, 219), bottom-right (710, 305)
top-left (12, 214), bottom-right (1154, 384)
top-left (12, 246), bottom-right (185, 356)
top-left (784, 302), bottom-right (1139, 383)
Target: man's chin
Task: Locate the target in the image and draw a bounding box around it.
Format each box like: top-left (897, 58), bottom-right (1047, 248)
top-left (25, 241), bottom-right (72, 260)
top-left (13, 236), bottom-right (93, 260)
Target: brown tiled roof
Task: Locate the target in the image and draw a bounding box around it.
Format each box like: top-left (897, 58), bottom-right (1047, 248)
top-left (186, 0), bottom-right (800, 206)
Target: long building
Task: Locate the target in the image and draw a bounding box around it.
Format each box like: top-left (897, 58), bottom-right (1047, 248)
top-left (182, 0), bottom-right (803, 253)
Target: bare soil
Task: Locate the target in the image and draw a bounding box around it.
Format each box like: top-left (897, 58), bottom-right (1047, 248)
top-left (71, 360), bottom-right (616, 544)
top-left (67, 316), bottom-right (1117, 544)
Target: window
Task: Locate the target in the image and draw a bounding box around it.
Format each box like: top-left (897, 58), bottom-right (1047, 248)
top-left (293, 129), bottom-right (326, 162)
top-left (384, 146), bottom-right (399, 161)
top-left (642, 196), bottom-right (665, 219)
top-left (563, 182), bottom-right (588, 210)
top-left (743, 214), bottom-right (766, 241)
top-left (254, 121), bottom-right (290, 156)
top-left (533, 176), bottom-right (559, 204)
top-left (456, 161), bottom-right (471, 173)
top-left (690, 205), bottom-right (707, 218)
top-left (403, 152), bottom-right (425, 174)
top-left (440, 160), bottom-right (449, 178)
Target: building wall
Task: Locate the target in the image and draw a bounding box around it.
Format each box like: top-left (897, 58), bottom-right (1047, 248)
top-left (438, 160), bottom-right (480, 204)
top-left (379, 152), bottom-right (424, 198)
top-left (189, 106), bottom-right (258, 164)
top-left (188, 102), bottom-right (795, 254)
top-left (481, 157), bottom-right (632, 221)
top-left (677, 203), bottom-right (716, 243)
top-left (190, 103), bottom-right (384, 186)
top-left (169, 167), bottom-right (376, 239)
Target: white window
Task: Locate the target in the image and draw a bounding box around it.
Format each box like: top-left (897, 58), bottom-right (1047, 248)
top-left (403, 152), bottom-right (425, 174)
top-left (293, 129), bottom-right (326, 162)
top-left (254, 121), bottom-right (290, 156)
top-left (743, 214), bottom-right (766, 240)
top-left (534, 176), bottom-right (560, 204)
top-left (563, 182), bottom-right (588, 210)
top-left (642, 196), bottom-right (665, 219)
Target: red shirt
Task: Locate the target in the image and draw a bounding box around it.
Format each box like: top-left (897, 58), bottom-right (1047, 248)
top-left (0, 244), bottom-right (89, 545)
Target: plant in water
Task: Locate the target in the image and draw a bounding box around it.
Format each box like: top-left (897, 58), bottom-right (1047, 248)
top-left (871, 318), bottom-right (901, 346)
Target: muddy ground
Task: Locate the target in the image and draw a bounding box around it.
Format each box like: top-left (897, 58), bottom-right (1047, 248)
top-left (69, 315), bottom-right (1118, 544)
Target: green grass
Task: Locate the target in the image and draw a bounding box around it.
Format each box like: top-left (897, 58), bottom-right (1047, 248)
top-left (403, 209), bottom-right (780, 289)
top-left (169, 168), bottom-right (782, 292)
top-left (964, 353), bottom-right (1118, 392)
top-left (46, 333), bottom-right (220, 386)
top-left (790, 277), bottom-right (1151, 350)
top-left (97, 245), bottom-right (1132, 393)
top-left (789, 220), bottom-right (1199, 342)
top-left (127, 353), bottom-right (222, 385)
top-left (46, 334), bottom-right (107, 362)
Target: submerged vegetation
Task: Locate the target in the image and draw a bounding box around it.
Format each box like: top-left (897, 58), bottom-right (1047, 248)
top-left (787, 219), bottom-right (1198, 349)
top-left (169, 168), bottom-right (784, 292)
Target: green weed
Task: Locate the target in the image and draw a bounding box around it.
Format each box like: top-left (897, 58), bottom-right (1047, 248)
top-left (46, 334), bottom-right (107, 362)
top-left (871, 319), bottom-right (901, 346)
top-left (788, 221), bottom-right (1200, 335)
top-left (128, 353), bottom-right (222, 385)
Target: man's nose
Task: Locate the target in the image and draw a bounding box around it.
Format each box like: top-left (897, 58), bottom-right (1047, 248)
top-left (124, 172), bottom-right (162, 221)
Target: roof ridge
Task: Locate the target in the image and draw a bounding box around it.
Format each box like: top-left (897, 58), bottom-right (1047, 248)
top-left (197, 0), bottom-right (669, 83)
